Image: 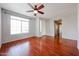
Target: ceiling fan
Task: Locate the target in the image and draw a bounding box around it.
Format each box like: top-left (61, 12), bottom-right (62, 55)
top-left (26, 3), bottom-right (44, 16)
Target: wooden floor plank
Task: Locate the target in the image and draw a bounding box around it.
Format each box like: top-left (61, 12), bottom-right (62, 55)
top-left (0, 35), bottom-right (78, 56)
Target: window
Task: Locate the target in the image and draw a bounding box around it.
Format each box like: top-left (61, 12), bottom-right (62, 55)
top-left (10, 16), bottom-right (29, 34)
top-left (22, 21), bottom-right (29, 33)
top-left (11, 19), bottom-right (21, 34)
top-left (39, 20), bottom-right (42, 33)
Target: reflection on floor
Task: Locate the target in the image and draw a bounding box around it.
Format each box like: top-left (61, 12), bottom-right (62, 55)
top-left (0, 35), bottom-right (78, 56)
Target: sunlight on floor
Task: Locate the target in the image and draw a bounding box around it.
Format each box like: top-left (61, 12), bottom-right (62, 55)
top-left (7, 42), bottom-right (30, 56)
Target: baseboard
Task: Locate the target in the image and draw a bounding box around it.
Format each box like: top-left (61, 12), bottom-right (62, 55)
top-left (2, 36), bottom-right (37, 44)
top-left (2, 35), bottom-right (77, 44)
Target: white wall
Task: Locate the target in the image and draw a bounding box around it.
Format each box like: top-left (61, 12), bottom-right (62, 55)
top-left (35, 16), bottom-right (40, 36)
top-left (1, 9), bottom-right (36, 43)
top-left (39, 18), bottom-right (47, 36)
top-left (0, 7), bottom-right (1, 48)
top-left (46, 18), bottom-right (54, 36)
top-left (46, 12), bottom-right (77, 40)
top-left (77, 4), bottom-right (79, 49)
top-left (35, 17), bottom-right (47, 36)
top-left (62, 13), bottom-right (77, 40)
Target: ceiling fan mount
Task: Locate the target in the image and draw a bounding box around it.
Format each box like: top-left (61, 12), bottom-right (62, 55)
top-left (26, 3), bottom-right (44, 16)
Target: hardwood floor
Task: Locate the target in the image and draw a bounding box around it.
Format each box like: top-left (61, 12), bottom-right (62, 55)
top-left (0, 35), bottom-right (78, 56)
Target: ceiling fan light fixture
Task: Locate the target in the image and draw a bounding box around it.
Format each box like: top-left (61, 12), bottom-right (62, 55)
top-left (34, 10), bottom-right (38, 14)
top-left (27, 3), bottom-right (44, 16)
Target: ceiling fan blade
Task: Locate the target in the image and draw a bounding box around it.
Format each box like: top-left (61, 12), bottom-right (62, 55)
top-left (26, 10), bottom-right (34, 12)
top-left (38, 11), bottom-right (44, 14)
top-left (37, 4), bottom-right (44, 10)
top-left (28, 3), bottom-right (34, 9)
top-left (34, 5), bottom-right (37, 10)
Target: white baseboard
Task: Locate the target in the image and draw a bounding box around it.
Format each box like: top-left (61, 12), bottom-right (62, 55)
top-left (2, 35), bottom-right (35, 44)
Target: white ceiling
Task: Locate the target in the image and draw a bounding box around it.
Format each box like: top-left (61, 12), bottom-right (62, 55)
top-left (0, 3), bottom-right (77, 19)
